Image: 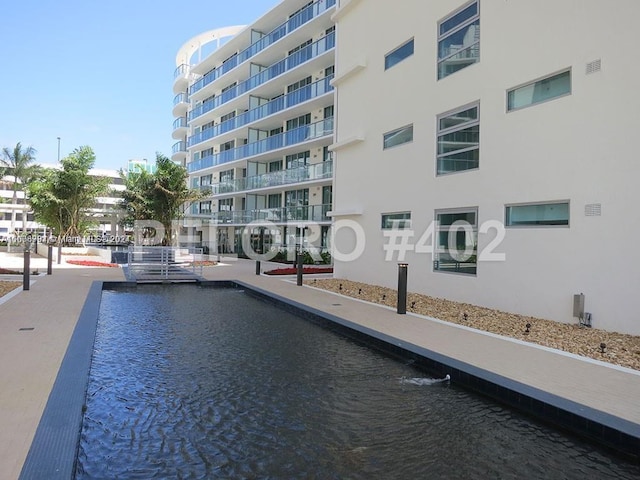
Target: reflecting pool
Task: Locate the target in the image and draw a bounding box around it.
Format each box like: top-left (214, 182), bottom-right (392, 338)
top-left (76, 285), bottom-right (640, 479)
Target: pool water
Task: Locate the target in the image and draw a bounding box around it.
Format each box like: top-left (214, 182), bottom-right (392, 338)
top-left (75, 285), bottom-right (640, 479)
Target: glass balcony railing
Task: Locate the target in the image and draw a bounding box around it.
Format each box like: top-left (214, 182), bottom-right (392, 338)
top-left (172, 141), bottom-right (187, 154)
top-left (200, 160), bottom-right (332, 195)
top-left (173, 92), bottom-right (188, 106)
top-left (205, 204), bottom-right (332, 224)
top-left (174, 63), bottom-right (190, 79)
top-left (188, 30), bottom-right (336, 117)
top-left (188, 117), bottom-right (333, 173)
top-left (188, 75), bottom-right (334, 145)
top-left (190, 0), bottom-right (336, 95)
top-left (173, 117), bottom-right (187, 130)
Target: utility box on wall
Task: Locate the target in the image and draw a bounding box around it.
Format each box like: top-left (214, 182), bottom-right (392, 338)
top-left (573, 293), bottom-right (585, 320)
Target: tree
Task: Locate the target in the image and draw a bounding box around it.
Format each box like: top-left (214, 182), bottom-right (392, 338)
top-left (27, 146), bottom-right (110, 243)
top-left (0, 142), bottom-right (38, 233)
top-left (119, 153), bottom-right (202, 245)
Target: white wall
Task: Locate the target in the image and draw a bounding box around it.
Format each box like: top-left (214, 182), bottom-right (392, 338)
top-left (332, 0), bottom-right (640, 334)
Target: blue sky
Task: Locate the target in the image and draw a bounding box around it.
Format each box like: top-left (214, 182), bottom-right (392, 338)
top-left (0, 0), bottom-right (278, 171)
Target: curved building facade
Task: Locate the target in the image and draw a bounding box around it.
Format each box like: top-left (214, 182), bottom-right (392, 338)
top-left (173, 0), bottom-right (336, 257)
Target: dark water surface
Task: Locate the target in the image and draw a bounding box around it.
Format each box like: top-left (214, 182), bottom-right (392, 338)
top-left (76, 285), bottom-right (640, 479)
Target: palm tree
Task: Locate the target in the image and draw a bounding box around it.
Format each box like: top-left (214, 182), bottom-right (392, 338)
top-left (1, 142), bottom-right (38, 233)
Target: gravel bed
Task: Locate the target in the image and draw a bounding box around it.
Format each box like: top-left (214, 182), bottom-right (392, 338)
top-left (306, 278), bottom-right (640, 372)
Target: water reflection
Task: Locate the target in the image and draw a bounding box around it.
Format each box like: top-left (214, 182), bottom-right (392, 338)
top-left (76, 285), bottom-right (640, 479)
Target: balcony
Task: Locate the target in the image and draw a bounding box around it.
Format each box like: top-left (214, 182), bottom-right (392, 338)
top-left (172, 92), bottom-right (189, 117)
top-left (188, 117), bottom-right (333, 173)
top-left (189, 30), bottom-right (335, 107)
top-left (189, 75), bottom-right (333, 144)
top-left (172, 140), bottom-right (187, 154)
top-left (201, 160), bottom-right (332, 196)
top-left (202, 204), bottom-right (332, 225)
top-left (172, 117), bottom-right (188, 139)
top-left (171, 141), bottom-right (187, 162)
top-left (173, 64), bottom-right (191, 93)
top-left (190, 0), bottom-right (336, 96)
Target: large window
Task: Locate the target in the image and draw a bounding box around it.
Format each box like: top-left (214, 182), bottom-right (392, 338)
top-left (383, 124), bottom-right (413, 150)
top-left (385, 39), bottom-right (414, 70)
top-left (437, 103), bottom-right (479, 175)
top-left (438, 1), bottom-right (480, 79)
top-left (506, 201), bottom-right (569, 226)
top-left (507, 70), bottom-right (571, 111)
top-left (434, 208), bottom-right (477, 275)
top-left (381, 212), bottom-right (411, 229)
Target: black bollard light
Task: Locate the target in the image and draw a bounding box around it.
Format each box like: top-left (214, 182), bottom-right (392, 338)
top-left (47, 245), bottom-right (53, 275)
top-left (296, 249), bottom-right (303, 286)
top-left (397, 263), bottom-right (408, 314)
top-left (255, 260), bottom-right (261, 275)
top-left (23, 243), bottom-right (31, 291)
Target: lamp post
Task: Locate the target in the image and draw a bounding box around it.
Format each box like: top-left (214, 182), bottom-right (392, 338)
top-left (56, 137), bottom-right (62, 264)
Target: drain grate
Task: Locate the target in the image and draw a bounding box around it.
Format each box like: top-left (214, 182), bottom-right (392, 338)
top-left (331, 303), bottom-right (342, 306)
top-left (19, 327), bottom-right (35, 331)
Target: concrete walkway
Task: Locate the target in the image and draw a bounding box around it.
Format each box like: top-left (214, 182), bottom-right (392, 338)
top-left (1, 253), bottom-right (639, 479)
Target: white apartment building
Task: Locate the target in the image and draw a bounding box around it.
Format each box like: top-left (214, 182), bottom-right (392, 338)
top-left (0, 166), bottom-right (126, 239)
top-left (330, 0), bottom-right (640, 334)
top-left (173, 0), bottom-right (336, 257)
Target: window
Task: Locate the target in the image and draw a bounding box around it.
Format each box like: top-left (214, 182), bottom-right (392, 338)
top-left (285, 189), bottom-right (309, 207)
top-left (269, 160), bottom-right (283, 172)
top-left (268, 194), bottom-right (282, 208)
top-left (220, 111), bottom-right (236, 122)
top-left (286, 113), bottom-right (311, 130)
top-left (286, 151), bottom-right (310, 169)
top-left (383, 124), bottom-right (413, 149)
top-left (381, 212), bottom-right (411, 229)
top-left (220, 140), bottom-right (235, 151)
top-left (324, 105), bottom-right (334, 119)
top-left (507, 70), bottom-right (571, 111)
top-left (434, 208), bottom-right (477, 275)
top-left (199, 201), bottom-right (211, 213)
top-left (219, 169), bottom-right (234, 182)
top-left (385, 39), bottom-right (414, 70)
top-left (287, 76), bottom-right (312, 93)
top-left (218, 198), bottom-right (233, 212)
top-left (437, 103), bottom-right (479, 175)
top-left (506, 201), bottom-right (569, 227)
top-left (438, 1), bottom-right (480, 79)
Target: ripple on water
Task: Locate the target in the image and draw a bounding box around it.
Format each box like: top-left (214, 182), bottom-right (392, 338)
top-left (75, 285), bottom-right (640, 479)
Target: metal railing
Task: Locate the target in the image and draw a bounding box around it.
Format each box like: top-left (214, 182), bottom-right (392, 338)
top-left (201, 204), bottom-right (332, 224)
top-left (189, 30), bottom-right (335, 109)
top-left (188, 117), bottom-right (333, 173)
top-left (127, 246), bottom-right (204, 280)
top-left (200, 160), bottom-right (332, 195)
top-left (189, 0), bottom-right (336, 95)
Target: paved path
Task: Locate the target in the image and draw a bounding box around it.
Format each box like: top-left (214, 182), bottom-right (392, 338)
top-left (1, 253), bottom-right (639, 479)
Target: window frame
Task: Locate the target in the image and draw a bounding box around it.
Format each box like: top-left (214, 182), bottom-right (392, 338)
top-left (381, 212), bottom-right (412, 230)
top-left (434, 207), bottom-right (478, 276)
top-left (505, 200), bottom-right (570, 228)
top-left (437, 0), bottom-right (480, 80)
top-left (436, 101), bottom-right (480, 176)
top-left (506, 69), bottom-right (572, 112)
top-left (384, 38), bottom-right (415, 70)
top-left (383, 124), bottom-right (414, 150)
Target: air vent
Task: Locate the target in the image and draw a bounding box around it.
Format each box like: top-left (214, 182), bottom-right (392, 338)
top-left (585, 203), bottom-right (602, 216)
top-left (586, 59), bottom-right (601, 74)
